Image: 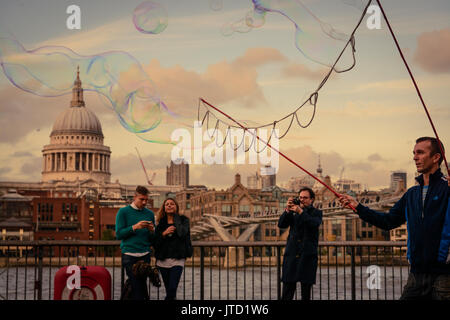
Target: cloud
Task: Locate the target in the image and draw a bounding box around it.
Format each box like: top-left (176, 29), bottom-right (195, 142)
top-left (0, 36), bottom-right (328, 147)
top-left (11, 151), bottom-right (33, 157)
top-left (0, 86), bottom-right (111, 144)
top-left (162, 144), bottom-right (341, 190)
top-left (111, 152), bottom-right (169, 176)
top-left (355, 79), bottom-right (413, 92)
top-left (234, 47), bottom-right (287, 68)
top-left (367, 153), bottom-right (384, 162)
top-left (20, 157), bottom-right (41, 178)
top-left (414, 28), bottom-right (450, 73)
top-left (327, 100), bottom-right (418, 118)
top-left (281, 63), bottom-right (328, 80)
top-left (190, 163), bottom-right (239, 189)
top-left (38, 17), bottom-right (133, 54)
top-left (0, 167), bottom-right (12, 176)
top-left (264, 145), bottom-right (345, 184)
top-left (347, 161), bottom-right (373, 172)
top-left (184, 144), bottom-right (392, 190)
top-left (144, 47), bottom-right (290, 114)
top-left (0, 87), bottom-right (59, 143)
top-left (110, 151), bottom-right (171, 185)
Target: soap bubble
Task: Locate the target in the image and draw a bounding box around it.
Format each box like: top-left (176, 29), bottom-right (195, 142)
top-left (133, 1), bottom-right (168, 35)
top-left (0, 36), bottom-right (176, 144)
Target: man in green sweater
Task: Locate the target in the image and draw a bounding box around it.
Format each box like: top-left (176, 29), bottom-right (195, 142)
top-left (116, 185), bottom-right (155, 300)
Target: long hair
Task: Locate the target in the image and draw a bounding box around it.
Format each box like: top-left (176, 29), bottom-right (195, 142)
top-left (156, 197), bottom-right (180, 223)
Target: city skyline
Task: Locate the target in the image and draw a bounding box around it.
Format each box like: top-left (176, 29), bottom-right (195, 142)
top-left (0, 0), bottom-right (449, 191)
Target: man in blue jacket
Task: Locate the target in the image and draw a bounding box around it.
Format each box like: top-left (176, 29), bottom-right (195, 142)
top-left (339, 137), bottom-right (450, 300)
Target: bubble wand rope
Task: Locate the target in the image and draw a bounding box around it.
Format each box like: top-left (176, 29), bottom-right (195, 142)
top-left (199, 98), bottom-right (357, 212)
top-left (376, 0), bottom-right (449, 176)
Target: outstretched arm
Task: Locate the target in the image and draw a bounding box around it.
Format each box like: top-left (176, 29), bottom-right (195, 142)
top-left (339, 194), bottom-right (406, 230)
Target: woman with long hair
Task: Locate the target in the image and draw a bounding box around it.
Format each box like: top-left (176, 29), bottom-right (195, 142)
top-left (154, 197), bottom-right (191, 300)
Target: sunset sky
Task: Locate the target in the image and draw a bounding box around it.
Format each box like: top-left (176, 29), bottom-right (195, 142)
top-left (0, 0), bottom-right (449, 190)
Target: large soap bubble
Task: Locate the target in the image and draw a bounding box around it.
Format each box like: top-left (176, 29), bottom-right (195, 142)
top-left (0, 36), bottom-right (177, 144)
top-left (133, 1), bottom-right (168, 35)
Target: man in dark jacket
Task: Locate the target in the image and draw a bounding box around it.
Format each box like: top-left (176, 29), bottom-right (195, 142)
top-left (278, 187), bottom-right (323, 300)
top-left (339, 137), bottom-right (450, 300)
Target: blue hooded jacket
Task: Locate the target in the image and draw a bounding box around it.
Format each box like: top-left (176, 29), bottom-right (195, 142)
top-left (356, 169), bottom-right (450, 274)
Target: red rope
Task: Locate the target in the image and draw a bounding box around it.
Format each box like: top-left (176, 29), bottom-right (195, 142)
top-left (199, 98), bottom-right (357, 212)
top-left (376, 0), bottom-right (449, 176)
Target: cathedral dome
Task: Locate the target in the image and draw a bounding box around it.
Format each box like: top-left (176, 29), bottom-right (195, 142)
top-left (42, 67), bottom-right (111, 184)
top-left (51, 106), bottom-right (103, 137)
top-left (50, 67), bottom-right (103, 137)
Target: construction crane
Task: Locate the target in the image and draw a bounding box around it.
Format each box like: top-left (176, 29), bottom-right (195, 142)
top-left (135, 147), bottom-right (156, 185)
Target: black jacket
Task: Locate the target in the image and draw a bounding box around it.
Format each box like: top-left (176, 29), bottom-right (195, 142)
top-left (154, 214), bottom-right (191, 260)
top-left (278, 205), bottom-right (323, 284)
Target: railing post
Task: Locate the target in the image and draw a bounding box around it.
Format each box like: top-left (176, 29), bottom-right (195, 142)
top-left (120, 260), bottom-right (125, 297)
top-left (200, 246), bottom-right (205, 300)
top-left (35, 245), bottom-right (43, 300)
top-left (350, 246), bottom-right (356, 300)
top-left (277, 246), bottom-right (281, 300)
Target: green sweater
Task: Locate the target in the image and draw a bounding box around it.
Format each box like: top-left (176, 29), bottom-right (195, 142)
top-left (115, 205), bottom-right (156, 254)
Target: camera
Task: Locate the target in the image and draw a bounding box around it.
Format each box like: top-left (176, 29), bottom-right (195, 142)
top-left (292, 197), bottom-right (301, 206)
top-left (132, 260), bottom-right (161, 287)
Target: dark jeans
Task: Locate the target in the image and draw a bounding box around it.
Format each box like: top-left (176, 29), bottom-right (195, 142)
top-left (281, 282), bottom-right (312, 300)
top-left (400, 273), bottom-right (450, 300)
top-left (158, 266), bottom-right (184, 300)
top-left (122, 253), bottom-right (151, 300)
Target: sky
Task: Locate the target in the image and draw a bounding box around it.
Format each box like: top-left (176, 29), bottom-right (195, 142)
top-left (0, 0), bottom-right (449, 191)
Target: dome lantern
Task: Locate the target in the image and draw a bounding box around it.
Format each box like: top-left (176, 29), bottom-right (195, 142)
top-left (71, 65), bottom-right (85, 108)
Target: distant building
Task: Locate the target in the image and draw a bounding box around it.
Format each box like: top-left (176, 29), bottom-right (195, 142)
top-left (260, 165), bottom-right (276, 189)
top-left (33, 196), bottom-right (98, 241)
top-left (177, 173), bottom-right (296, 241)
top-left (0, 189), bottom-right (33, 220)
top-left (247, 171), bottom-right (262, 189)
top-left (316, 155), bottom-right (323, 179)
top-left (333, 179), bottom-right (362, 194)
top-left (247, 165), bottom-right (277, 189)
top-left (0, 189), bottom-right (33, 242)
top-left (390, 224), bottom-right (407, 242)
top-left (313, 175), bottom-right (335, 205)
top-left (390, 171), bottom-right (407, 193)
top-left (310, 164), bottom-right (392, 243)
top-left (285, 175), bottom-right (315, 192)
top-left (166, 159), bottom-right (189, 187)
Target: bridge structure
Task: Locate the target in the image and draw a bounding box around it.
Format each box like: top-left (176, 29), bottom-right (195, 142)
top-left (189, 194), bottom-right (402, 267)
top-left (190, 194), bottom-right (403, 241)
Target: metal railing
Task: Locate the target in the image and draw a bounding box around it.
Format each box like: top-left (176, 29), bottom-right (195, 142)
top-left (0, 240), bottom-right (408, 300)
